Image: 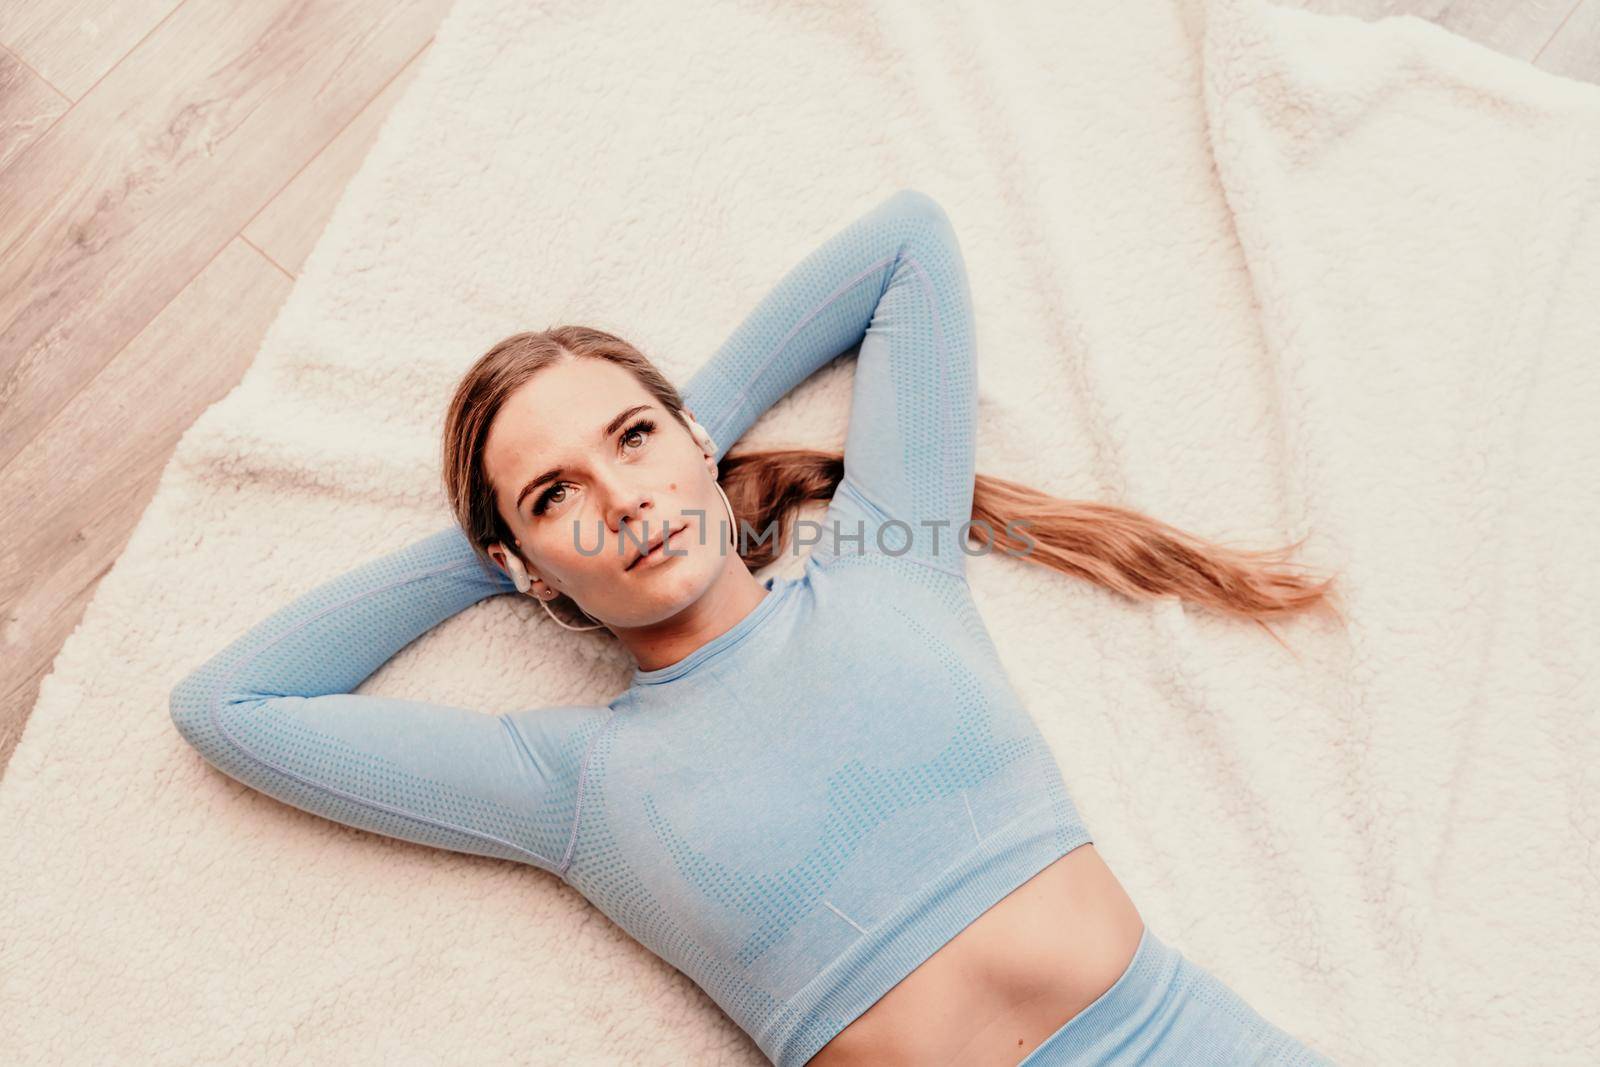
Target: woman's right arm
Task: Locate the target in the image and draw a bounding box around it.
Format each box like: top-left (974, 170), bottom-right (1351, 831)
top-left (169, 524), bottom-right (608, 877)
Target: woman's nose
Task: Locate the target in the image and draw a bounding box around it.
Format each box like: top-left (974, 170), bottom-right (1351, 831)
top-left (598, 477), bottom-right (656, 536)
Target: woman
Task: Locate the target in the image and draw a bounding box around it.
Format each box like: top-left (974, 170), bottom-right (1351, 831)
top-left (171, 189), bottom-right (1340, 1065)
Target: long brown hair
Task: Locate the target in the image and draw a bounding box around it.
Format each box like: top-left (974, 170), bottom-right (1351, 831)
top-left (442, 326), bottom-right (1344, 641)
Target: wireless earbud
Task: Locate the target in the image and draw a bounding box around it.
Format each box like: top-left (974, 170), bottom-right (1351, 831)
top-left (497, 547), bottom-right (533, 594)
top-left (683, 409), bottom-right (718, 464)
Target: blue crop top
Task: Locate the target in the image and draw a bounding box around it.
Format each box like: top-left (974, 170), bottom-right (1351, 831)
top-left (170, 188), bottom-right (1095, 1066)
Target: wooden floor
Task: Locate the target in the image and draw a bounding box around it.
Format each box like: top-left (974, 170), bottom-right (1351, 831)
top-left (2, 0), bottom-right (1597, 783)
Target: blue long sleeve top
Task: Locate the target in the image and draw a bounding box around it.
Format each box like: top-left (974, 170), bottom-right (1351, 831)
top-left (170, 188), bottom-right (1094, 1067)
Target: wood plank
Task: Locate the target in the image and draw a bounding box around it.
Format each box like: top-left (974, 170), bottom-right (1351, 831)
top-left (0, 238), bottom-right (291, 781)
top-left (0, 0), bottom-right (180, 101)
top-left (0, 0), bottom-right (450, 473)
top-left (244, 42), bottom-right (433, 277)
top-left (0, 42), bottom-right (69, 172)
top-left (1433, 0), bottom-right (1581, 63)
top-left (1286, 1), bottom-right (1579, 66)
top-left (1534, 0), bottom-right (1600, 85)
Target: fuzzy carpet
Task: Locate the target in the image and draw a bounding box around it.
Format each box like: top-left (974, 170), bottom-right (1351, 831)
top-left (3, 0), bottom-right (1597, 1063)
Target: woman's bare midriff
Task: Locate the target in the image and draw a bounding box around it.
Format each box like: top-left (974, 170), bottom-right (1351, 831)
top-left (805, 843), bottom-right (1145, 1067)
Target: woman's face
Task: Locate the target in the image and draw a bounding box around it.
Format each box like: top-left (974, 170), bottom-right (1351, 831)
top-left (483, 356), bottom-right (729, 628)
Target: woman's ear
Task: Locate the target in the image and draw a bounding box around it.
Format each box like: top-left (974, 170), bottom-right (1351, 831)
top-left (488, 541), bottom-right (534, 594)
top-left (681, 407), bottom-right (718, 461)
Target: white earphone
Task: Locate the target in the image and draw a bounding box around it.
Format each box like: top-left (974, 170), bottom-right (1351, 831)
top-left (488, 407), bottom-right (736, 632)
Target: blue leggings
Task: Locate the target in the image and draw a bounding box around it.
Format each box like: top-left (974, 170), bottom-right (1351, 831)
top-left (1019, 925), bottom-right (1338, 1066)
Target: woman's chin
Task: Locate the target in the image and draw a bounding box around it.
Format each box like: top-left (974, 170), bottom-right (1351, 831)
top-left (603, 555), bottom-right (716, 623)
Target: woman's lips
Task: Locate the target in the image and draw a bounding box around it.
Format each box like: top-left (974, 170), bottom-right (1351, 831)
top-left (628, 523), bottom-right (687, 572)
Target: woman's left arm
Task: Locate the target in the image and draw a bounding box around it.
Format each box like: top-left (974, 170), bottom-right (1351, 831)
top-left (679, 189), bottom-right (978, 580)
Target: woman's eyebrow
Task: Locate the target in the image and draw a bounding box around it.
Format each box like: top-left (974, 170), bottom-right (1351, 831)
top-left (513, 403), bottom-right (654, 512)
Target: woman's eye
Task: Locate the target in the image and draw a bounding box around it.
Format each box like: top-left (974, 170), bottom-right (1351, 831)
top-left (621, 418), bottom-right (656, 450)
top-left (533, 483), bottom-right (567, 516)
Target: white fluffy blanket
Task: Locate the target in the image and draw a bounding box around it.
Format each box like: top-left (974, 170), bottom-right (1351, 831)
top-left (3, 1), bottom-right (1597, 1063)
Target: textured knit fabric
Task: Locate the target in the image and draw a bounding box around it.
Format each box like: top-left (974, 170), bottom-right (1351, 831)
top-left (1016, 924), bottom-right (1337, 1066)
top-left (169, 189), bottom-right (1297, 1065)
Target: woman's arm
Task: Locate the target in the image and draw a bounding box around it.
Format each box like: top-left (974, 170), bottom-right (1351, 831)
top-left (169, 524), bottom-right (606, 876)
top-left (680, 187), bottom-right (977, 577)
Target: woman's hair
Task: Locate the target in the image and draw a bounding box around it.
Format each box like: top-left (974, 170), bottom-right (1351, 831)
top-left (442, 326), bottom-right (1344, 639)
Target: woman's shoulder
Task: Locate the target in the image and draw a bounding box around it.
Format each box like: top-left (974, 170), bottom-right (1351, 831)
top-left (807, 548), bottom-right (978, 633)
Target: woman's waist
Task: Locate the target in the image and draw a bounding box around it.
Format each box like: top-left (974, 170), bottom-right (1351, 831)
top-left (808, 842), bottom-right (1144, 1066)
